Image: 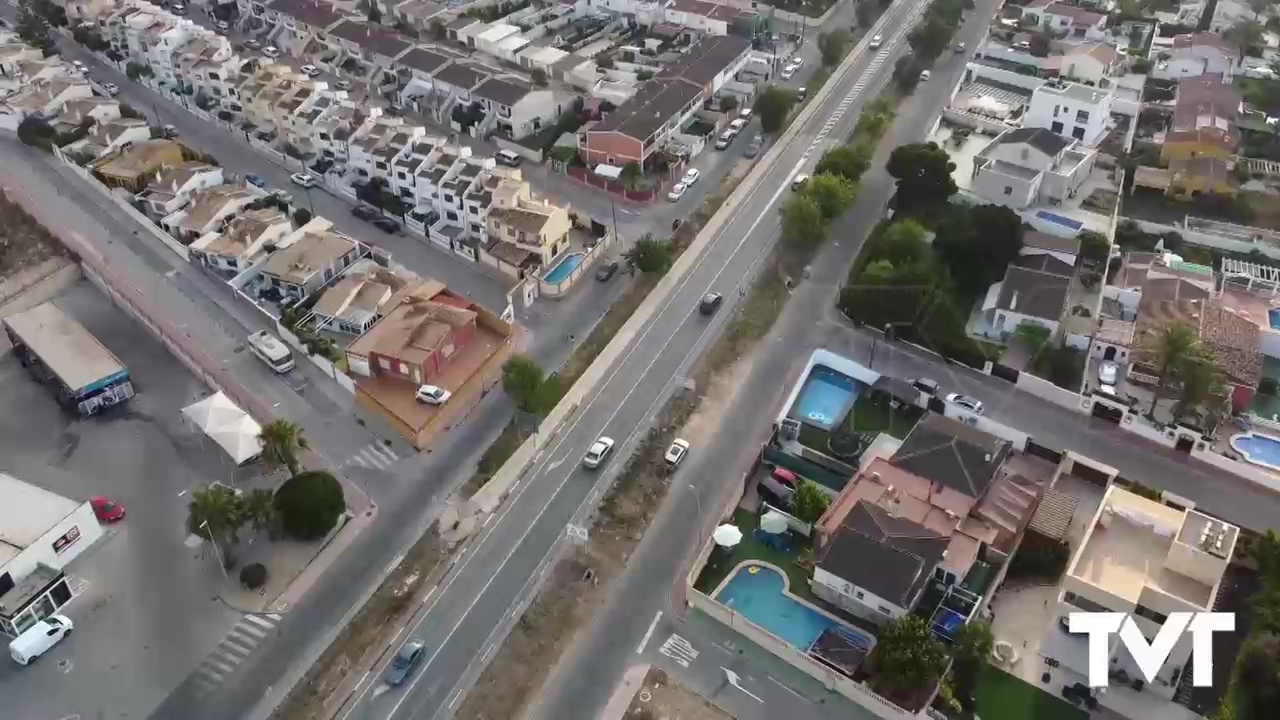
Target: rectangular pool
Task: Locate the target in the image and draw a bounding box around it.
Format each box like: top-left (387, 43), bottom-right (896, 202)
top-left (792, 365), bottom-right (859, 430)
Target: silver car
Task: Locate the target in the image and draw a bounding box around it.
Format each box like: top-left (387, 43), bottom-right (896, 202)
top-left (1098, 361), bottom-right (1119, 386)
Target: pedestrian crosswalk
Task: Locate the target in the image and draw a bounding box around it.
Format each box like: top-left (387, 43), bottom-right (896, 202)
top-left (342, 442), bottom-right (401, 471)
top-left (192, 613), bottom-right (282, 697)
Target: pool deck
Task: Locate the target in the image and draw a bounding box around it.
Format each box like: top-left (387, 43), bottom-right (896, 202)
top-left (711, 560), bottom-right (876, 651)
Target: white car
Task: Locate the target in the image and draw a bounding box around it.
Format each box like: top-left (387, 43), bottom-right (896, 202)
top-left (664, 438), bottom-right (690, 469)
top-left (869, 34), bottom-right (883, 49)
top-left (72, 60), bottom-right (86, 72)
top-left (290, 172), bottom-right (317, 188)
top-left (738, 107), bottom-right (753, 120)
top-left (728, 118), bottom-right (747, 133)
top-left (919, 70), bottom-right (931, 81)
top-left (789, 56), bottom-right (803, 69)
top-left (667, 182), bottom-right (687, 202)
top-left (781, 65), bottom-right (797, 80)
top-left (103, 82), bottom-right (119, 96)
top-left (682, 168), bottom-right (701, 186)
top-left (262, 45), bottom-right (281, 58)
top-left (415, 384), bottom-right (451, 405)
top-left (301, 64), bottom-right (320, 77)
top-left (582, 436), bottom-right (615, 469)
top-left (1098, 361), bottom-right (1119, 386)
top-left (791, 173), bottom-right (810, 190)
top-left (945, 393), bottom-right (984, 415)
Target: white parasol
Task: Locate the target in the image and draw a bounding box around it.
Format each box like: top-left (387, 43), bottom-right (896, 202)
top-left (712, 523), bottom-right (744, 548)
top-left (759, 511), bottom-right (789, 534)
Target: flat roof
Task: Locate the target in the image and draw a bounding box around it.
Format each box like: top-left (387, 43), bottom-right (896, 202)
top-left (0, 473), bottom-right (82, 566)
top-left (3, 301), bottom-right (125, 393)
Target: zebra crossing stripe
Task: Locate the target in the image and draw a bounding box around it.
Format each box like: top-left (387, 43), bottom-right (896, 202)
top-left (243, 614), bottom-right (275, 629)
top-left (266, 613), bottom-right (283, 621)
top-left (228, 629), bottom-right (259, 645)
top-left (237, 622), bottom-right (267, 638)
top-left (221, 638), bottom-right (254, 656)
top-left (206, 658), bottom-right (237, 674)
top-left (658, 634), bottom-right (699, 668)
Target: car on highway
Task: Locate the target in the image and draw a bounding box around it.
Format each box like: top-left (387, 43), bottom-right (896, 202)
top-left (714, 129), bottom-right (735, 150)
top-left (945, 393), bottom-right (984, 415)
top-left (244, 39), bottom-right (261, 50)
top-left (682, 168), bottom-right (701, 186)
top-left (955, 42), bottom-right (966, 52)
top-left (1098, 361), bottom-right (1119, 386)
top-left (372, 216), bottom-right (401, 233)
top-left (667, 182), bottom-right (687, 202)
top-left (301, 64), bottom-right (321, 77)
top-left (870, 34), bottom-right (883, 49)
top-left (351, 204), bottom-right (379, 220)
top-left (90, 496), bottom-right (126, 523)
top-left (415, 384), bottom-right (451, 405)
top-left (699, 292), bottom-right (723, 315)
top-left (262, 45), bottom-right (281, 58)
top-left (103, 82), bottom-right (119, 96)
top-left (290, 172), bottom-right (316, 188)
top-left (664, 438), bottom-right (690, 469)
top-left (582, 436), bottom-right (615, 469)
top-left (595, 261), bottom-right (619, 281)
top-left (385, 640), bottom-right (425, 686)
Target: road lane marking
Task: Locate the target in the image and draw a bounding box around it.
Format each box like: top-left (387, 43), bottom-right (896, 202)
top-left (637, 611), bottom-right (662, 654)
top-left (659, 634), bottom-right (698, 668)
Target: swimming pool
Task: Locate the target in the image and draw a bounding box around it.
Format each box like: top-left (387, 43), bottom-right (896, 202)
top-left (543, 253), bottom-right (585, 284)
top-left (1231, 432), bottom-right (1280, 471)
top-left (1269, 309), bottom-right (1280, 330)
top-left (792, 365), bottom-right (859, 430)
top-left (715, 564), bottom-right (845, 651)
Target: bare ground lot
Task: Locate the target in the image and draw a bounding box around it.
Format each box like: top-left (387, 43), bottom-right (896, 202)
top-left (0, 189), bottom-right (67, 278)
top-left (624, 666), bottom-right (732, 720)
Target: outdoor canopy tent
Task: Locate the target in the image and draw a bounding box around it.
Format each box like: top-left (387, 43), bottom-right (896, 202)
top-left (182, 391), bottom-right (263, 465)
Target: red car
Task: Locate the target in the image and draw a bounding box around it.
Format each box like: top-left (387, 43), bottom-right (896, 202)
top-left (90, 496), bottom-right (126, 523)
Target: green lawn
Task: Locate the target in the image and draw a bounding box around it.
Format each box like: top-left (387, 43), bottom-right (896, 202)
top-left (693, 508), bottom-right (816, 602)
top-left (974, 667), bottom-right (1087, 720)
top-left (846, 393), bottom-right (922, 440)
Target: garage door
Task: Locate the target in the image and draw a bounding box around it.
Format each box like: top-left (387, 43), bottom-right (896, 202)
top-left (1091, 401), bottom-right (1124, 424)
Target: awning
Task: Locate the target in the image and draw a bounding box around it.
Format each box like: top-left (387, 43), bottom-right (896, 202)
top-left (182, 391), bottom-right (263, 465)
top-left (593, 164), bottom-right (623, 181)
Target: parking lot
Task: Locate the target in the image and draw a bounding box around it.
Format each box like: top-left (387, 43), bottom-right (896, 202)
top-left (0, 279), bottom-right (245, 720)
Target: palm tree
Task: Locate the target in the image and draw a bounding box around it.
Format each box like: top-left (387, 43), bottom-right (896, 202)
top-left (259, 419), bottom-right (309, 476)
top-left (1173, 350), bottom-right (1225, 424)
top-left (187, 485), bottom-right (246, 565)
top-left (241, 489), bottom-right (277, 536)
top-left (1143, 323), bottom-right (1200, 415)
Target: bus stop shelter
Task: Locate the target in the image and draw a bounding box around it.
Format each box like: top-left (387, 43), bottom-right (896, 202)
top-left (182, 392), bottom-right (263, 465)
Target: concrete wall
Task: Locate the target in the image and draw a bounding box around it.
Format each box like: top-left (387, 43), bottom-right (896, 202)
top-left (0, 258), bottom-right (82, 322)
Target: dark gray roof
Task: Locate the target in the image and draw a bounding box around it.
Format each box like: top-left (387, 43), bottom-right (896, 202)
top-left (891, 414), bottom-right (1011, 500)
top-left (1023, 230), bottom-right (1081, 256)
top-left (329, 21), bottom-right (411, 58)
top-left (269, 0), bottom-right (345, 30)
top-left (1015, 252), bottom-right (1076, 277)
top-left (434, 62), bottom-right (488, 90)
top-left (656, 34), bottom-right (752, 87)
top-left (996, 265), bottom-right (1071, 320)
top-left (398, 47), bottom-right (451, 74)
top-left (818, 503), bottom-right (947, 607)
top-left (993, 127), bottom-right (1071, 156)
top-left (447, 15), bottom-right (480, 30)
top-left (474, 76), bottom-right (531, 107)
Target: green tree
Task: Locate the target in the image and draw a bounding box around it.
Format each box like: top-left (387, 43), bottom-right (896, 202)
top-left (239, 562), bottom-right (269, 589)
top-left (1141, 323), bottom-right (1200, 415)
top-left (273, 470), bottom-right (346, 541)
top-left (187, 484), bottom-right (246, 565)
top-left (1235, 633), bottom-right (1280, 716)
top-left (789, 479), bottom-right (830, 524)
top-left (241, 489), bottom-right (277, 535)
top-left (908, 17), bottom-right (952, 61)
top-left (780, 194), bottom-right (827, 250)
top-left (258, 418), bottom-right (309, 477)
top-left (801, 173), bottom-right (857, 220)
top-left (620, 161), bottom-right (642, 190)
top-left (874, 615), bottom-right (948, 696)
top-left (530, 67), bottom-right (547, 87)
top-left (1252, 530), bottom-right (1280, 577)
top-left (16, 0), bottom-right (55, 56)
top-left (932, 204), bottom-right (1023, 296)
top-left (430, 17), bottom-right (447, 39)
top-left (365, 0), bottom-right (381, 24)
top-left (1173, 350), bottom-right (1225, 423)
top-left (870, 219), bottom-right (930, 266)
top-left (886, 142), bottom-right (957, 215)
top-left (17, 116), bottom-right (57, 151)
top-left (817, 30), bottom-right (850, 66)
top-left (815, 143), bottom-right (872, 183)
top-left (1077, 230), bottom-right (1110, 264)
top-left (950, 622), bottom-right (995, 711)
top-left (624, 234), bottom-right (674, 273)
top-left (719, 94), bottom-right (738, 112)
top-left (754, 86), bottom-right (796, 134)
top-left (502, 354), bottom-right (550, 415)
top-left (1228, 19), bottom-right (1264, 61)
top-left (293, 207), bottom-right (312, 226)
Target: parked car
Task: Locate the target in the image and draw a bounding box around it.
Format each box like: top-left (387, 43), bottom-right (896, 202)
top-left (781, 64), bottom-right (797, 80)
top-left (9, 615), bottom-right (73, 666)
top-left (744, 134), bottom-right (763, 158)
top-left (244, 39), bottom-right (261, 50)
top-left (170, 1), bottom-right (186, 13)
top-left (335, 78), bottom-right (353, 90)
top-left (1098, 361), bottom-right (1119, 386)
top-left (664, 438), bottom-right (690, 469)
top-left (667, 182), bottom-right (687, 202)
top-left (496, 149), bottom-right (523, 167)
top-left (682, 168), bottom-right (701, 186)
top-left (290, 172), bottom-right (316, 188)
top-left (72, 60), bottom-right (86, 73)
top-left (300, 64), bottom-right (320, 77)
top-left (582, 436), bottom-right (615, 469)
top-left (870, 34), bottom-right (883, 49)
top-left (372, 216), bottom-right (400, 233)
top-left (714, 130), bottom-right (735, 150)
top-left (789, 56), bottom-right (804, 69)
top-left (90, 496), bottom-right (126, 523)
top-left (955, 42), bottom-right (966, 52)
top-left (909, 377), bottom-right (941, 396)
top-left (919, 70), bottom-right (931, 81)
top-left (728, 118), bottom-right (747, 134)
top-left (1014, 40), bottom-right (1031, 51)
top-left (245, 174), bottom-right (268, 189)
top-left (215, 20), bottom-right (230, 33)
top-left (758, 466), bottom-right (797, 507)
top-left (596, 261), bottom-right (619, 281)
top-left (351, 204), bottom-right (379, 220)
top-left (945, 393), bottom-right (984, 415)
top-left (699, 292), bottom-right (723, 315)
top-left (385, 640), bottom-right (425, 686)
top-left (791, 173), bottom-right (810, 190)
top-left (103, 82), bottom-right (119, 96)
top-left (262, 45), bottom-right (281, 58)
top-left (796, 86), bottom-right (808, 101)
top-left (415, 384), bottom-right (451, 405)
top-left (739, 107), bottom-right (753, 120)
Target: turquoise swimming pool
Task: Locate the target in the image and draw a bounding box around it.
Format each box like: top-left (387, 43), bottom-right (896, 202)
top-left (715, 564), bottom-right (869, 651)
top-left (543, 253), bottom-right (585, 284)
top-left (792, 365), bottom-right (860, 430)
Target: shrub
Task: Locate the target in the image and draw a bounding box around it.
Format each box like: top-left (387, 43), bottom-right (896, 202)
top-left (239, 563), bottom-right (269, 589)
top-left (273, 471), bottom-right (346, 541)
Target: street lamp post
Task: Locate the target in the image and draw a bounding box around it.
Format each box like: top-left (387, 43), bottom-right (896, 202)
top-left (688, 483), bottom-right (703, 520)
top-left (201, 520), bottom-right (229, 581)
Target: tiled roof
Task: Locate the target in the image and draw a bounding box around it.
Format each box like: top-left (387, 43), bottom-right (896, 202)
top-left (1199, 301), bottom-right (1262, 386)
top-left (891, 414), bottom-right (1011, 500)
top-left (329, 21), bottom-right (411, 58)
top-left (398, 47), bottom-right (451, 75)
top-left (817, 502), bottom-right (947, 607)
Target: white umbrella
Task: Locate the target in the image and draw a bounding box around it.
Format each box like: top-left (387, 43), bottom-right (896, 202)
top-left (759, 511), bottom-right (789, 534)
top-left (713, 524), bottom-right (743, 548)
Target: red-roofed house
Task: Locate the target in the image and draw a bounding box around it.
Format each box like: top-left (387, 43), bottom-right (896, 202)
top-left (1162, 74), bottom-right (1241, 165)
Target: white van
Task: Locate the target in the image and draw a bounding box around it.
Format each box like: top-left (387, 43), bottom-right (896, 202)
top-left (247, 330), bottom-right (295, 373)
top-left (495, 149), bottom-right (523, 167)
top-left (10, 615), bottom-right (73, 666)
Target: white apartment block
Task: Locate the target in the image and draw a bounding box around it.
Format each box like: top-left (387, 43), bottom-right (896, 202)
top-left (1025, 80), bottom-right (1113, 146)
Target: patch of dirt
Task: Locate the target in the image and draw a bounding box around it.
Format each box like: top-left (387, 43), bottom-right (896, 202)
top-left (0, 190), bottom-right (68, 280)
top-left (624, 666), bottom-right (731, 720)
top-left (273, 534), bottom-right (445, 720)
top-left (682, 358), bottom-right (754, 445)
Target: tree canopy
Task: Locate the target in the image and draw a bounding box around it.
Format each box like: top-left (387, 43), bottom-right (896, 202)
top-left (259, 419), bottom-right (309, 477)
top-left (874, 615), bottom-right (948, 696)
top-left (815, 144), bottom-right (872, 184)
top-left (780, 194), bottom-right (827, 251)
top-left (273, 470), bottom-right (346, 541)
top-left (886, 143), bottom-right (957, 215)
top-left (624, 234), bottom-right (674, 273)
top-left (800, 173), bottom-right (857, 220)
top-left (502, 354), bottom-right (555, 416)
top-left (931, 204), bottom-right (1024, 297)
top-left (754, 87), bottom-right (796, 134)
top-left (818, 30), bottom-right (851, 66)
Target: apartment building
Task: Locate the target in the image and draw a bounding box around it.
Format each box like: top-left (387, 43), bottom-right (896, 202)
top-left (1052, 485), bottom-right (1237, 697)
top-left (1025, 80), bottom-right (1114, 145)
top-left (189, 206), bottom-right (292, 273)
